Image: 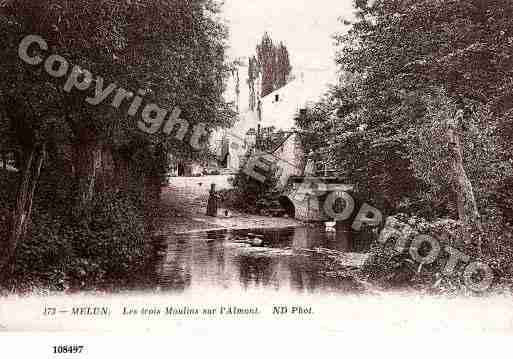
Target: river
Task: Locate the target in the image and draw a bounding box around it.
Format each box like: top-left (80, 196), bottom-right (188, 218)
top-left (153, 225), bottom-right (373, 295)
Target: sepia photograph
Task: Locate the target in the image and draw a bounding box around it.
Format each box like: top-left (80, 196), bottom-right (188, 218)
top-left (0, 0), bottom-right (512, 354)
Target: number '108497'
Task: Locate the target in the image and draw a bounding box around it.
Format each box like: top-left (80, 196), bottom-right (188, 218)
top-left (53, 345), bottom-right (84, 354)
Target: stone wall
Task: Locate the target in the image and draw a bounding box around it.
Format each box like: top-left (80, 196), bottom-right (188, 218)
top-left (273, 133), bottom-right (306, 189)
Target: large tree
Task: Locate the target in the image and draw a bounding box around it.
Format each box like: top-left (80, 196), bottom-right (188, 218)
top-left (298, 0), bottom-right (513, 247)
top-left (0, 0), bottom-right (234, 273)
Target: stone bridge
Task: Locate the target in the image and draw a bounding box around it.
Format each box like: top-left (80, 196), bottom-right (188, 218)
top-left (278, 177), bottom-right (355, 222)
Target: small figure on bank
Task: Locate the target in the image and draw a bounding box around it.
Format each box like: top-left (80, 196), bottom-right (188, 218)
top-left (206, 183), bottom-right (218, 217)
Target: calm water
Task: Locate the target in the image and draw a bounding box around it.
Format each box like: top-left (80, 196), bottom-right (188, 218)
top-left (154, 226), bottom-right (373, 295)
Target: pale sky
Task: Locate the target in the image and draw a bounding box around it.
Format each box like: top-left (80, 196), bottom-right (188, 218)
top-left (221, 0), bottom-right (355, 72)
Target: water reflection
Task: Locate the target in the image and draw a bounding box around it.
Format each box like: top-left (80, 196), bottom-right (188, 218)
top-left (237, 255), bottom-right (277, 290)
top-left (290, 226), bottom-right (351, 252)
top-left (158, 239), bottom-right (193, 292)
top-left (156, 225), bottom-right (371, 294)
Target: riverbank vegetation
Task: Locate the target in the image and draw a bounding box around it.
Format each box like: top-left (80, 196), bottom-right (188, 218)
top-left (297, 0), bottom-right (513, 293)
top-left (0, 0), bottom-right (234, 292)
top-left (220, 127), bottom-right (287, 215)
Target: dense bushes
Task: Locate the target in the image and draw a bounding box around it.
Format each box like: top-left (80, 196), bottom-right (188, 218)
top-left (66, 192), bottom-right (150, 285)
top-left (1, 169), bottom-right (152, 292)
top-left (219, 150), bottom-right (280, 215)
top-left (363, 214), bottom-right (513, 294)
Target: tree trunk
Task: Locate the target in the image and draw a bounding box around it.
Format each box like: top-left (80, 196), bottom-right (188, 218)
top-left (72, 141), bottom-right (102, 220)
top-left (96, 145), bottom-right (116, 194)
top-left (0, 144), bottom-right (45, 275)
top-left (447, 115), bottom-right (482, 250)
top-left (22, 145), bottom-right (45, 238)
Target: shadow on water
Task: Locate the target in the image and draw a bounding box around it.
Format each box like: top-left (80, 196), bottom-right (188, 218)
top-left (152, 225), bottom-right (374, 295)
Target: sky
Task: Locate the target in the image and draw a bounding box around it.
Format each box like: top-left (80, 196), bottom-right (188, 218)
top-left (221, 0), bottom-right (356, 72)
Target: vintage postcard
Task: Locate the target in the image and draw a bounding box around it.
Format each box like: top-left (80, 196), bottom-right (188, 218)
top-left (1, 0), bottom-right (512, 356)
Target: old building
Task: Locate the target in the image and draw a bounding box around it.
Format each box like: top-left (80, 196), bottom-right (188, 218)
top-left (212, 61), bottom-right (333, 174)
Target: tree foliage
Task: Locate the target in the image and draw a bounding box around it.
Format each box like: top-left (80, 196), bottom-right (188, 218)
top-left (0, 0), bottom-right (235, 287)
top-left (298, 0), bottom-right (513, 227)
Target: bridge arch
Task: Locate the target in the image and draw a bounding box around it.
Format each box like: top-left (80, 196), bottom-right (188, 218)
top-left (278, 196), bottom-right (296, 218)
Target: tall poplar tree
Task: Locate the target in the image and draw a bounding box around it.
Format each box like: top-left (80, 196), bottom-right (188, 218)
top-left (255, 33), bottom-right (292, 98)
